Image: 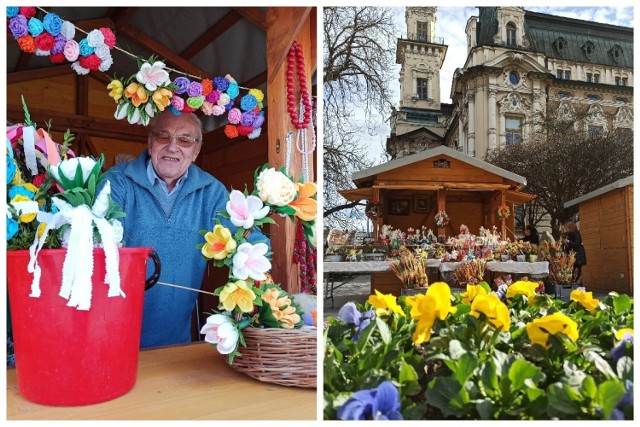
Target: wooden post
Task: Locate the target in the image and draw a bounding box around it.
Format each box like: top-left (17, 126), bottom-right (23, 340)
top-left (373, 188), bottom-right (381, 240)
top-left (500, 190), bottom-right (506, 240)
top-left (437, 188), bottom-right (447, 236)
top-left (266, 8), bottom-right (315, 294)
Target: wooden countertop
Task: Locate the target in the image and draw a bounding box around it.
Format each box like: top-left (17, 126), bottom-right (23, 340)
top-left (6, 342), bottom-right (316, 420)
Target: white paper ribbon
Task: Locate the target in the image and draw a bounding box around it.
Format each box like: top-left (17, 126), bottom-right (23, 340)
top-left (27, 180), bottom-right (124, 310)
top-left (21, 125), bottom-right (39, 176)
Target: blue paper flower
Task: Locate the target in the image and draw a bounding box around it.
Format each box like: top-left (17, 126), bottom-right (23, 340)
top-left (226, 82), bottom-right (239, 99)
top-left (338, 302), bottom-right (375, 341)
top-left (337, 381), bottom-right (403, 420)
top-left (6, 7), bottom-right (20, 18)
top-left (172, 77), bottom-right (190, 95)
top-left (6, 156), bottom-right (17, 185)
top-left (43, 12), bottom-right (63, 36)
top-left (7, 217), bottom-right (19, 241)
top-left (27, 17), bottom-right (44, 37)
top-left (240, 94), bottom-right (258, 112)
top-left (214, 76), bottom-right (229, 92)
top-left (78, 38), bottom-right (95, 57)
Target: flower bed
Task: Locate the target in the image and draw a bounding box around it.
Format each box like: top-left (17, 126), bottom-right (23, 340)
top-left (324, 282), bottom-right (634, 420)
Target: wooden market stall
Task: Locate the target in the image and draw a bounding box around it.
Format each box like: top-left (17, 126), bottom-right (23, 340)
top-left (7, 7), bottom-right (317, 338)
top-left (564, 176), bottom-right (633, 295)
top-left (338, 145), bottom-right (536, 294)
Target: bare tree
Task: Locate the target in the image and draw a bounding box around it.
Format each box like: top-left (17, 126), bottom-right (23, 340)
top-left (323, 7), bottom-right (398, 228)
top-left (486, 106), bottom-right (633, 238)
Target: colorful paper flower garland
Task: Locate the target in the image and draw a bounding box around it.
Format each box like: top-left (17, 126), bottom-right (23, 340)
top-left (107, 59), bottom-right (265, 138)
top-left (7, 6), bottom-right (116, 74)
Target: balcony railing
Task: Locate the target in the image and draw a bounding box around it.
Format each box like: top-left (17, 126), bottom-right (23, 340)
top-left (404, 33), bottom-right (445, 45)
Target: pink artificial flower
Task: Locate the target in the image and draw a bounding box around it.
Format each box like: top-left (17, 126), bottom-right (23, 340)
top-left (201, 101), bottom-right (215, 116)
top-left (211, 105), bottom-right (226, 116)
top-left (63, 39), bottom-right (79, 62)
top-left (170, 96), bottom-right (185, 111)
top-left (226, 189), bottom-right (270, 230)
top-left (232, 242), bottom-right (271, 281)
top-left (228, 108), bottom-right (242, 124)
top-left (136, 61), bottom-right (170, 91)
top-left (100, 27), bottom-right (116, 49)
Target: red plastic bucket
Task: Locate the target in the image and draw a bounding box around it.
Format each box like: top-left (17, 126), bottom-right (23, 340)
top-left (7, 247), bottom-right (159, 406)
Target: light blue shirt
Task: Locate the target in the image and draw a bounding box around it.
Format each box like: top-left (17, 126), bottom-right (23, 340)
top-left (146, 159), bottom-right (188, 217)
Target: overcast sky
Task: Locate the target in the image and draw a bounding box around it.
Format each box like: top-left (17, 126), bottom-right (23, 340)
top-left (361, 6), bottom-right (634, 163)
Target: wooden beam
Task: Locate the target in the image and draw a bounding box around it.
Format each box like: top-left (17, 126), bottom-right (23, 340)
top-left (8, 65), bottom-right (72, 84)
top-left (108, 7), bottom-right (138, 27)
top-left (242, 71), bottom-right (268, 89)
top-left (119, 23), bottom-right (209, 79)
top-left (266, 8), bottom-right (312, 83)
top-left (76, 74), bottom-right (88, 116)
top-left (7, 106), bottom-right (148, 142)
top-left (373, 184), bottom-right (444, 190)
top-left (234, 7), bottom-right (267, 32)
top-left (180, 10), bottom-right (243, 60)
top-left (443, 182), bottom-right (511, 190)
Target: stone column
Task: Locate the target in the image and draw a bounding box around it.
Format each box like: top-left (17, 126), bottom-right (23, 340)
top-left (488, 88), bottom-right (497, 150)
top-left (467, 90), bottom-right (476, 157)
top-left (499, 114), bottom-right (506, 147)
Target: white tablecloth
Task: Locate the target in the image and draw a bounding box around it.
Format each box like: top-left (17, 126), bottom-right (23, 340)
top-left (486, 261), bottom-right (549, 276)
top-left (324, 259), bottom-right (441, 274)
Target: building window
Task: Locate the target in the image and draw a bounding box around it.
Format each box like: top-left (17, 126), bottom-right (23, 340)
top-left (610, 45), bottom-right (623, 63)
top-left (505, 116), bottom-right (522, 145)
top-left (553, 37), bottom-right (567, 56)
top-left (622, 77), bottom-right (628, 86)
top-left (506, 22), bottom-right (517, 46)
top-left (588, 126), bottom-right (603, 138)
top-left (615, 98), bottom-right (627, 104)
top-left (557, 69), bottom-right (571, 80)
top-left (586, 73), bottom-right (592, 82)
top-left (586, 94), bottom-right (599, 101)
top-left (558, 91), bottom-right (571, 98)
top-left (417, 78), bottom-right (428, 100)
top-left (582, 41), bottom-right (595, 59)
top-left (565, 70), bottom-right (571, 80)
top-left (509, 71), bottom-right (519, 85)
top-left (417, 21), bottom-right (428, 41)
top-left (594, 73), bottom-right (600, 83)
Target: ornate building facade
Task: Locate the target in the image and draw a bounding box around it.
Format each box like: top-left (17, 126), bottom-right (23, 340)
top-left (388, 6), bottom-right (634, 161)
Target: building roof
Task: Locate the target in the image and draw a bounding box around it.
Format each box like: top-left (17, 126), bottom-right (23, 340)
top-left (564, 176), bottom-right (634, 208)
top-left (352, 145), bottom-right (527, 185)
top-left (475, 7), bottom-right (633, 69)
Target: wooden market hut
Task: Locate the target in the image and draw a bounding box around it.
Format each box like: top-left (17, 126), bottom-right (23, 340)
top-left (6, 7), bottom-right (317, 338)
top-left (339, 145), bottom-right (535, 240)
top-left (564, 176), bottom-right (633, 295)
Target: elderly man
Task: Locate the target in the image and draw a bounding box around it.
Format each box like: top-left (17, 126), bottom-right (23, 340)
top-left (106, 111), bottom-right (262, 348)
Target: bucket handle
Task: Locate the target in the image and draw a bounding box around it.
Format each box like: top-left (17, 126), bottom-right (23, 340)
top-left (145, 250), bottom-right (161, 290)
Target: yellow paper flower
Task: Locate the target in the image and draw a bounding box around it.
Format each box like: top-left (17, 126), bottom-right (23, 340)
top-left (219, 280), bottom-right (256, 313)
top-left (368, 289), bottom-right (405, 317)
top-left (410, 282), bottom-right (457, 344)
top-left (107, 80), bottom-right (124, 103)
top-left (461, 284), bottom-right (487, 305)
top-left (22, 183), bottom-right (38, 194)
top-left (11, 195), bottom-right (36, 223)
top-left (124, 82), bottom-right (149, 107)
top-left (615, 328), bottom-right (633, 341)
top-left (37, 222), bottom-right (47, 238)
top-left (288, 182), bottom-right (317, 222)
top-left (201, 225), bottom-right (237, 260)
top-left (506, 280), bottom-right (539, 302)
top-left (152, 87), bottom-right (173, 111)
top-left (526, 312), bottom-right (579, 349)
top-left (470, 293), bottom-right (511, 332)
top-left (249, 88), bottom-right (264, 103)
top-left (570, 289), bottom-right (600, 314)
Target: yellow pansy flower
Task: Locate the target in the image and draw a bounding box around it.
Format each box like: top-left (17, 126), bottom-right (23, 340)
top-left (107, 80), bottom-right (124, 102)
top-left (570, 289), bottom-right (600, 314)
top-left (615, 328), bottom-right (633, 341)
top-left (526, 312), bottom-right (579, 349)
top-left (461, 284), bottom-right (487, 305)
top-left (219, 280), bottom-right (256, 313)
top-left (201, 224), bottom-right (237, 260)
top-left (470, 293), bottom-right (511, 332)
top-left (410, 282), bottom-right (456, 345)
top-left (368, 289), bottom-right (405, 317)
top-left (506, 280), bottom-right (539, 303)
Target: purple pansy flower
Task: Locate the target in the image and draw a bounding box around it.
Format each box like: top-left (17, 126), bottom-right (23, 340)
top-left (337, 381), bottom-right (403, 421)
top-left (611, 332), bottom-right (633, 363)
top-left (338, 302), bottom-right (376, 341)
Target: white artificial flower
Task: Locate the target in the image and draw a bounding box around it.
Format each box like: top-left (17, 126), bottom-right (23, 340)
top-left (255, 168), bottom-right (296, 206)
top-left (232, 242), bottom-right (271, 281)
top-left (94, 44), bottom-right (111, 60)
top-left (71, 61), bottom-right (90, 75)
top-left (98, 54), bottom-right (113, 72)
top-left (200, 314), bottom-right (239, 355)
top-left (128, 107), bottom-right (140, 125)
top-left (136, 61), bottom-right (170, 92)
top-left (226, 190), bottom-right (269, 229)
top-left (111, 219), bottom-right (124, 246)
top-left (91, 180), bottom-right (111, 217)
top-left (115, 102), bottom-right (128, 120)
top-left (35, 48), bottom-right (50, 57)
top-left (217, 93), bottom-right (230, 106)
top-left (86, 29), bottom-right (105, 48)
top-left (60, 21), bottom-right (75, 40)
top-left (49, 157), bottom-right (98, 188)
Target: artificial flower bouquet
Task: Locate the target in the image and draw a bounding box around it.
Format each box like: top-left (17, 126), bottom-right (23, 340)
top-left (434, 210), bottom-right (449, 228)
top-left (365, 199), bottom-right (382, 220)
top-left (389, 247), bottom-right (428, 290)
top-left (324, 281), bottom-right (634, 420)
top-left (199, 164), bottom-right (317, 365)
top-left (497, 204), bottom-right (510, 219)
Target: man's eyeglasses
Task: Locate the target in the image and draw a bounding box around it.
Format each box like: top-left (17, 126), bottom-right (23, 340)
top-left (150, 130), bottom-right (200, 147)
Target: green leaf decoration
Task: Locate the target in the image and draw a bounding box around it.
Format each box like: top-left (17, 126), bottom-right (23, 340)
top-left (21, 95), bottom-right (33, 126)
top-left (597, 380), bottom-right (626, 420)
top-left (507, 358), bottom-right (541, 391)
top-left (375, 317), bottom-right (391, 344)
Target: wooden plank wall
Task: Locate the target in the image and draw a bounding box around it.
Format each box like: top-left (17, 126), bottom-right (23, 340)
top-left (579, 185), bottom-right (633, 294)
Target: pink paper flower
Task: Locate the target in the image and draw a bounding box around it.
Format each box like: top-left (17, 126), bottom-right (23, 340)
top-left (136, 61), bottom-right (170, 91)
top-left (211, 105), bottom-right (226, 116)
top-left (63, 39), bottom-right (79, 62)
top-left (232, 242), bottom-right (271, 281)
top-left (228, 108), bottom-right (242, 124)
top-left (226, 189), bottom-right (270, 229)
top-left (99, 27), bottom-right (116, 49)
top-left (201, 101), bottom-right (215, 116)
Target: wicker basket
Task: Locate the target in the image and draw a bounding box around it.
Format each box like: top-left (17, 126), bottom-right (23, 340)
top-left (226, 327), bottom-right (317, 388)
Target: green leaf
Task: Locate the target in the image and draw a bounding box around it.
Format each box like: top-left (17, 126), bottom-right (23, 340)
top-left (508, 358), bottom-right (541, 391)
top-left (454, 353), bottom-right (478, 385)
top-left (597, 380), bottom-right (626, 420)
top-left (425, 377), bottom-right (464, 418)
top-left (476, 398), bottom-right (495, 420)
top-left (399, 359), bottom-right (418, 383)
top-left (375, 317), bottom-right (391, 344)
top-left (586, 350), bottom-right (617, 379)
top-left (479, 361), bottom-right (499, 392)
top-left (449, 339), bottom-right (467, 360)
top-left (546, 383), bottom-right (581, 415)
top-left (580, 375), bottom-right (597, 400)
top-left (21, 95), bottom-right (33, 126)
top-left (616, 356), bottom-right (633, 382)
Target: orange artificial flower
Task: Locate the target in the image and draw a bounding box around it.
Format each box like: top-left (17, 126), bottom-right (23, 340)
top-left (288, 182), bottom-right (317, 222)
top-left (152, 87), bottom-right (173, 111)
top-left (124, 82), bottom-right (149, 108)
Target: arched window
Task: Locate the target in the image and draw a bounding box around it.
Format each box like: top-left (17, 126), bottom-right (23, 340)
top-left (506, 22), bottom-right (517, 46)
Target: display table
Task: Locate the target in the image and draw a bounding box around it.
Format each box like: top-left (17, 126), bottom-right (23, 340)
top-left (6, 342), bottom-right (316, 420)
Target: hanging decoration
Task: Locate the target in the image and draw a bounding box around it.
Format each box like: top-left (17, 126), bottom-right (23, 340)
top-left (7, 7), bottom-right (116, 74)
top-left (7, 6), bottom-right (266, 140)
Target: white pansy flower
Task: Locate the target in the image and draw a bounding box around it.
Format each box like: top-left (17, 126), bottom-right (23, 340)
top-left (256, 168), bottom-right (296, 206)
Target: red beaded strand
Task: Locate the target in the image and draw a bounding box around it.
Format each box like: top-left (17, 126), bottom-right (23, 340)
top-left (286, 41), bottom-right (312, 130)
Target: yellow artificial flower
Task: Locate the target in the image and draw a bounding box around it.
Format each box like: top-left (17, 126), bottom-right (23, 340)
top-left (11, 195), bottom-right (36, 223)
top-left (124, 82), bottom-right (149, 107)
top-left (526, 312), bottom-right (579, 349)
top-left (152, 87), bottom-right (173, 111)
top-left (615, 328), bottom-right (633, 341)
top-left (107, 80), bottom-right (124, 103)
top-left (368, 289), bottom-right (405, 317)
top-left (201, 224), bottom-right (237, 260)
top-left (570, 289), bottom-right (600, 314)
top-left (22, 183), bottom-right (38, 194)
top-left (249, 88), bottom-right (264, 103)
top-left (261, 288), bottom-right (301, 328)
top-left (37, 222), bottom-right (47, 238)
top-left (288, 182), bottom-right (317, 222)
top-left (506, 280), bottom-right (539, 303)
top-left (12, 168), bottom-right (24, 185)
top-left (410, 282), bottom-right (457, 345)
top-left (219, 280), bottom-right (256, 313)
top-left (470, 293), bottom-right (511, 332)
top-left (461, 284), bottom-right (487, 305)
